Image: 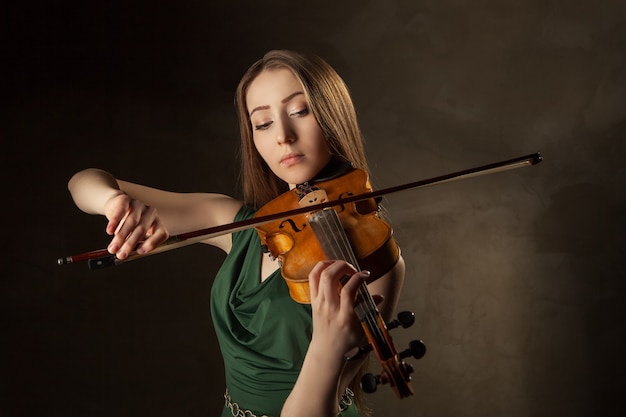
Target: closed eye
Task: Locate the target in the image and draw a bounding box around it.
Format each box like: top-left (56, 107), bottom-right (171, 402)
top-left (254, 121), bottom-right (273, 131)
top-left (289, 108), bottom-right (309, 117)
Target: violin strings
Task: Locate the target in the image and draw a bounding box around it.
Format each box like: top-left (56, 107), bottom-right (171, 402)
top-left (308, 208), bottom-right (392, 358)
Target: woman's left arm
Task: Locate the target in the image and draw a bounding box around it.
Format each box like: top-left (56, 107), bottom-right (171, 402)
top-left (281, 256), bottom-right (406, 417)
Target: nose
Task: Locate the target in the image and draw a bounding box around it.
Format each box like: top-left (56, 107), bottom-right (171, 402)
top-left (276, 117), bottom-right (296, 144)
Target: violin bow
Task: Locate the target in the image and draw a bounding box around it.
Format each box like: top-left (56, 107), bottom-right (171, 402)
top-left (58, 152), bottom-right (542, 269)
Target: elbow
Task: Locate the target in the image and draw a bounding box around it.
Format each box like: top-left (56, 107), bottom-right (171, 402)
top-left (66, 168), bottom-right (120, 215)
top-left (67, 168), bottom-right (99, 192)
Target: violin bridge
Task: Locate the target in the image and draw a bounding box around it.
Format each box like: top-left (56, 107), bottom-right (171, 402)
top-left (297, 187), bottom-right (329, 209)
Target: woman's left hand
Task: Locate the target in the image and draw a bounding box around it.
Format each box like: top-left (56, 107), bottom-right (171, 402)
top-left (282, 260), bottom-right (390, 417)
top-left (307, 260), bottom-right (370, 358)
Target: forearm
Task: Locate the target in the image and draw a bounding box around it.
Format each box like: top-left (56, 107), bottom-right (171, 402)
top-left (337, 256), bottom-right (406, 406)
top-left (67, 168), bottom-right (124, 214)
top-left (282, 341), bottom-right (346, 417)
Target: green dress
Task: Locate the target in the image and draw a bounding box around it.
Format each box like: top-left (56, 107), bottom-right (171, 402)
top-left (211, 205), bottom-right (360, 417)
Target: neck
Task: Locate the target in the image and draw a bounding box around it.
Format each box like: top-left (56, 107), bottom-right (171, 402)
top-left (310, 155), bottom-right (354, 184)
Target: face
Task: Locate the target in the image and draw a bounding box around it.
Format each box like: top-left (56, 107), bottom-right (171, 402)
top-left (246, 68), bottom-right (331, 188)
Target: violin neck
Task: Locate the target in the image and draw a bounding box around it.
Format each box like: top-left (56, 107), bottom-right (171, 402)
top-left (307, 208), bottom-right (394, 358)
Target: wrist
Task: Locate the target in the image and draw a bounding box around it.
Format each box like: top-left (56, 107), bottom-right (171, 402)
top-left (305, 339), bottom-right (347, 374)
top-left (101, 188), bottom-right (126, 209)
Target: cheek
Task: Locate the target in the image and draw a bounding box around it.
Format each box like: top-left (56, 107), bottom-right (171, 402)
top-left (313, 131), bottom-right (331, 158)
top-left (253, 137), bottom-right (272, 162)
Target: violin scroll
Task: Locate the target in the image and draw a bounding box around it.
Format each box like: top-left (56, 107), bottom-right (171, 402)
top-left (358, 311), bottom-right (426, 397)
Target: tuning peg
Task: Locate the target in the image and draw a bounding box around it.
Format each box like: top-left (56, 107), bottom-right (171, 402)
top-left (400, 339), bottom-right (426, 360)
top-left (361, 360), bottom-right (416, 395)
top-left (386, 311), bottom-right (415, 330)
top-left (360, 373), bottom-right (380, 393)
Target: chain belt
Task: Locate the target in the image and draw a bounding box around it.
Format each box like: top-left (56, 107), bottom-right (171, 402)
top-left (224, 389), bottom-right (269, 417)
top-left (223, 387), bottom-right (355, 417)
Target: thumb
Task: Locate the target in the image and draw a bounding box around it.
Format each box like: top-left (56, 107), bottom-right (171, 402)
top-left (371, 294), bottom-right (384, 306)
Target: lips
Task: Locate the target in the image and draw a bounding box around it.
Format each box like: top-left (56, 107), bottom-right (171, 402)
top-left (280, 153), bottom-right (304, 166)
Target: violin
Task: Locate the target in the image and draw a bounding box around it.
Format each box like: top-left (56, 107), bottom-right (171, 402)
top-left (254, 167), bottom-right (399, 303)
top-left (255, 165), bottom-right (419, 398)
top-left (57, 152), bottom-right (543, 398)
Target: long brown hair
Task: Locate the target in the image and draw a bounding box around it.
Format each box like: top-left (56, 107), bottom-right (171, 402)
top-left (235, 50), bottom-right (369, 208)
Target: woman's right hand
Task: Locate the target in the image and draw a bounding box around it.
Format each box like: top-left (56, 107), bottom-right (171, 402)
top-left (68, 167), bottom-right (243, 256)
top-left (103, 192), bottom-right (170, 260)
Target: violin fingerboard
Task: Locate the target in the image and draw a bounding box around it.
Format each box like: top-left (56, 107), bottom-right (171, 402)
top-left (307, 208), bottom-right (360, 268)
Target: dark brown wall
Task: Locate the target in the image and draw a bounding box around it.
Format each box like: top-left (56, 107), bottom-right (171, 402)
top-left (3, 1), bottom-right (625, 416)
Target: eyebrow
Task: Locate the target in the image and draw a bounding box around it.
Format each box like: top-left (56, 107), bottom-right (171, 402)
top-left (249, 91), bottom-right (305, 116)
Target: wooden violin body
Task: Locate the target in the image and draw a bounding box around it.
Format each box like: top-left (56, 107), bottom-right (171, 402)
top-left (254, 168), bottom-right (400, 303)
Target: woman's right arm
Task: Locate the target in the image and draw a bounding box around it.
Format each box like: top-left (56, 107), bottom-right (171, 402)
top-left (67, 168), bottom-right (243, 258)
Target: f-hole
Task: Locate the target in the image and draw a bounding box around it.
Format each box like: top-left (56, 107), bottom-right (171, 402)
top-left (279, 218), bottom-right (307, 233)
top-left (335, 192), bottom-right (354, 213)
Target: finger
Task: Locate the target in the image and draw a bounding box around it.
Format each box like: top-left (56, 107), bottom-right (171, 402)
top-left (109, 213), bottom-right (139, 258)
top-left (340, 270), bottom-right (369, 313)
top-left (371, 294), bottom-right (384, 306)
top-left (318, 261), bottom-right (357, 307)
top-left (104, 193), bottom-right (132, 235)
top-left (342, 269), bottom-right (368, 293)
top-left (105, 204), bottom-right (129, 236)
top-left (117, 206), bottom-right (159, 258)
top-left (107, 210), bottom-right (131, 255)
top-left (136, 219), bottom-right (170, 254)
top-left (308, 260), bottom-right (336, 301)
top-left (114, 200), bottom-right (145, 239)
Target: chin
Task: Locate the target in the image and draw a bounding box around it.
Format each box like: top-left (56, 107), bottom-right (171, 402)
top-left (282, 171), bottom-right (316, 187)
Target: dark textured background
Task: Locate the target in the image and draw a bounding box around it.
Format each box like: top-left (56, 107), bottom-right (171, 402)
top-left (2, 1), bottom-right (625, 416)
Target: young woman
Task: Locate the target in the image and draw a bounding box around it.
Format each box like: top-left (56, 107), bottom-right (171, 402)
top-left (67, 50), bottom-right (405, 417)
